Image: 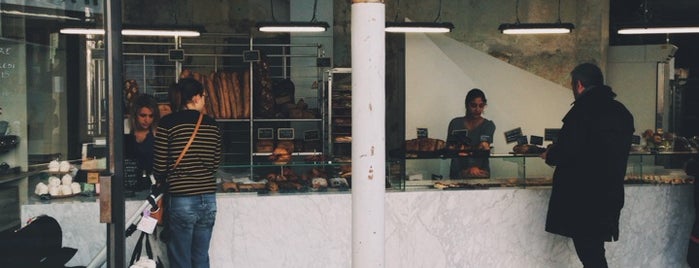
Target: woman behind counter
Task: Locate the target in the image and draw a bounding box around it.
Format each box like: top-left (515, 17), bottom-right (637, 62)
top-left (124, 94), bottom-right (160, 190)
top-left (447, 88), bottom-right (496, 178)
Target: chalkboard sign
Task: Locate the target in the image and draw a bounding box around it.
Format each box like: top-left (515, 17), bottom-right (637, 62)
top-left (277, 128), bottom-right (295, 140)
top-left (530, 135), bottom-right (544, 146)
top-left (0, 41), bottom-right (21, 89)
top-left (417, 128), bottom-right (428, 139)
top-left (544, 128), bottom-right (561, 142)
top-left (517, 136), bottom-right (529, 145)
top-left (631, 135), bottom-right (641, 145)
top-left (304, 129), bottom-right (320, 141)
top-left (504, 127), bottom-right (523, 144)
top-left (258, 128), bottom-right (274, 140)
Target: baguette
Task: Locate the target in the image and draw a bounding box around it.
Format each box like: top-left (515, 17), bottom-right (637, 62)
top-left (206, 72), bottom-right (220, 118)
top-left (217, 71), bottom-right (231, 119)
top-left (231, 71), bottom-right (244, 119)
top-left (243, 70), bottom-right (251, 118)
top-left (214, 72), bottom-right (227, 118)
top-left (222, 71), bottom-right (235, 119)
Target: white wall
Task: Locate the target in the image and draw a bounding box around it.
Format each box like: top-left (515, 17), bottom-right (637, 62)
top-left (404, 33), bottom-right (573, 178)
top-left (405, 33), bottom-right (572, 153)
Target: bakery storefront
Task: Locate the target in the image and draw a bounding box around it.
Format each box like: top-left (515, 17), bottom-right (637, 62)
top-left (0, 1), bottom-right (697, 267)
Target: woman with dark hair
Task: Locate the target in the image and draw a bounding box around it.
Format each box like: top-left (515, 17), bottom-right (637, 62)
top-left (447, 88), bottom-right (496, 178)
top-left (153, 78), bottom-right (222, 268)
top-left (124, 93), bottom-right (160, 190)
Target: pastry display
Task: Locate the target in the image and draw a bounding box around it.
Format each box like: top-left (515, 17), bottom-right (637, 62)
top-left (256, 140), bottom-right (274, 153)
top-left (511, 144), bottom-right (546, 154)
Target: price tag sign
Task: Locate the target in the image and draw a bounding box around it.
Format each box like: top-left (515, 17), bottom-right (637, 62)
top-left (258, 128), bottom-right (274, 140)
top-left (504, 127), bottom-right (523, 144)
top-left (530, 135), bottom-right (544, 146)
top-left (87, 172), bottom-right (99, 184)
top-left (545, 128), bottom-right (561, 142)
top-left (417, 128), bottom-right (428, 139)
top-left (517, 136), bottom-right (529, 145)
top-left (631, 135), bottom-right (641, 145)
top-left (304, 130), bottom-right (320, 141)
top-left (277, 128), bottom-right (295, 140)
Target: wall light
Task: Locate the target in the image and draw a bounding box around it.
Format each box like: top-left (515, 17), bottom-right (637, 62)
top-left (386, 0), bottom-right (454, 33)
top-left (499, 0), bottom-right (574, 35)
top-left (255, 0), bottom-right (328, 33)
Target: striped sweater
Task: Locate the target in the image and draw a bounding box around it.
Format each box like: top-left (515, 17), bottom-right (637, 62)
top-left (153, 110), bottom-right (221, 196)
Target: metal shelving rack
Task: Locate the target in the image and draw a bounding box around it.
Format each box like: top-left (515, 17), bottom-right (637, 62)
top-left (117, 34), bottom-right (327, 175)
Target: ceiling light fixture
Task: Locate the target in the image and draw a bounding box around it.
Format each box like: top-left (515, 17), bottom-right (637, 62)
top-left (616, 0), bottom-right (699, 35)
top-left (499, 0), bottom-right (574, 35)
top-left (256, 0), bottom-right (328, 33)
top-left (385, 0), bottom-right (454, 33)
top-left (59, 25), bottom-right (202, 37)
top-left (618, 26), bottom-right (699, 35)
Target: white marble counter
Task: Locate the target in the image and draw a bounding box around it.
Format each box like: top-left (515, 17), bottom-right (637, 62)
top-left (21, 185), bottom-right (694, 267)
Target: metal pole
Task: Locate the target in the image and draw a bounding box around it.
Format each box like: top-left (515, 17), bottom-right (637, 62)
top-left (105, 0), bottom-right (126, 266)
top-left (351, 1), bottom-right (385, 267)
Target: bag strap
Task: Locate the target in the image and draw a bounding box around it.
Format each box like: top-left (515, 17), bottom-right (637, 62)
top-left (129, 232), bottom-right (147, 265)
top-left (173, 112), bottom-right (203, 169)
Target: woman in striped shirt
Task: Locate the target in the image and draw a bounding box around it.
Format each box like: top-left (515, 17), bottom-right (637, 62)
top-left (153, 78), bottom-right (221, 268)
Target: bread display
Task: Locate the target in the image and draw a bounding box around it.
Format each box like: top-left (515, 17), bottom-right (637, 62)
top-left (511, 144), bottom-right (546, 154)
top-left (256, 140), bottom-right (274, 153)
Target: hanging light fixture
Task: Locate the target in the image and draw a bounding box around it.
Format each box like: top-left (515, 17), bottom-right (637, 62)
top-left (59, 24), bottom-right (203, 37)
top-left (617, 0), bottom-right (699, 34)
top-left (385, 0), bottom-right (454, 33)
top-left (256, 0), bottom-right (329, 33)
top-left (498, 0), bottom-right (574, 35)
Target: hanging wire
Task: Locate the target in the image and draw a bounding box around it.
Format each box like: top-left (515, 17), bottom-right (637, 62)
top-left (269, 0), bottom-right (277, 22)
top-left (515, 0), bottom-right (521, 24)
top-left (393, 0), bottom-right (401, 22)
top-left (434, 0), bottom-right (444, 22)
top-left (311, 0), bottom-right (319, 22)
top-left (557, 0), bottom-right (562, 23)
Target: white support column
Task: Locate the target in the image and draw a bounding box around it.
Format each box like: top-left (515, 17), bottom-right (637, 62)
top-left (351, 1), bottom-right (385, 267)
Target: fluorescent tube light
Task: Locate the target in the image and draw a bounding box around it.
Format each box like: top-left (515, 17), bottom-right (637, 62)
top-left (256, 21), bottom-right (329, 33)
top-left (59, 28), bottom-right (201, 37)
top-left (498, 23), bottom-right (575, 34)
top-left (618, 27), bottom-right (699, 35)
top-left (385, 22), bottom-right (454, 33)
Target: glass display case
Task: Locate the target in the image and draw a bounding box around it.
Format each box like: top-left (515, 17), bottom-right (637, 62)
top-left (390, 151), bottom-right (697, 191)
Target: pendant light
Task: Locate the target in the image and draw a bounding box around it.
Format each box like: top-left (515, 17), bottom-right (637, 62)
top-left (617, 0), bottom-right (699, 34)
top-left (498, 0), bottom-right (574, 35)
top-left (256, 0), bottom-right (329, 33)
top-left (59, 24), bottom-right (203, 37)
top-left (385, 0), bottom-right (454, 33)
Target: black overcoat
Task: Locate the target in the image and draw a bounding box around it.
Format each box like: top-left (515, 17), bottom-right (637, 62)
top-left (545, 85), bottom-right (634, 240)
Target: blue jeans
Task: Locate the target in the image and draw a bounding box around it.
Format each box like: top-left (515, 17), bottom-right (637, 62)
top-left (167, 193), bottom-right (217, 268)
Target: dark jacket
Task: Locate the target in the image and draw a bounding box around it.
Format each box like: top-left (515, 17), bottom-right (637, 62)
top-left (544, 85), bottom-right (634, 241)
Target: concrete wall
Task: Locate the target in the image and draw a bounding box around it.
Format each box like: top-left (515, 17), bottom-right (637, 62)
top-left (124, 0), bottom-right (610, 87)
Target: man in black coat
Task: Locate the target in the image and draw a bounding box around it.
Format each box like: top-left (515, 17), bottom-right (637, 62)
top-left (542, 63), bottom-right (635, 267)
